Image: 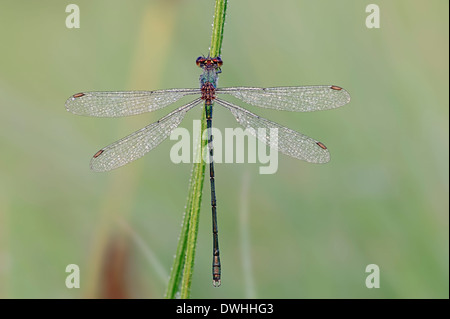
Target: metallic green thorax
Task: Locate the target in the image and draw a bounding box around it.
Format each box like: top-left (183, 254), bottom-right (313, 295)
top-left (200, 68), bottom-right (220, 119)
top-left (200, 68), bottom-right (219, 89)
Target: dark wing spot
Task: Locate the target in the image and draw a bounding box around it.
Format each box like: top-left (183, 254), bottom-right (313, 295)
top-left (316, 142), bottom-right (327, 150)
top-left (73, 93), bottom-right (85, 98)
top-left (330, 85), bottom-right (342, 91)
top-left (93, 150), bottom-right (104, 158)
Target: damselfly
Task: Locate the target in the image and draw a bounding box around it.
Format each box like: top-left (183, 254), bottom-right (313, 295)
top-left (65, 56), bottom-right (351, 287)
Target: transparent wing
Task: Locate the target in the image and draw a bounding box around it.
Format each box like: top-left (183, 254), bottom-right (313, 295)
top-left (65, 88), bottom-right (200, 117)
top-left (90, 98), bottom-right (202, 172)
top-left (215, 98), bottom-right (330, 163)
top-left (216, 85), bottom-right (350, 112)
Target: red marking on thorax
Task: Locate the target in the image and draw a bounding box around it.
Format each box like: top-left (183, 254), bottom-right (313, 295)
top-left (201, 82), bottom-right (216, 101)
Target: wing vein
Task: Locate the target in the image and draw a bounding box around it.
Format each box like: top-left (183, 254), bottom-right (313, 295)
top-left (215, 98), bottom-right (330, 163)
top-left (65, 88), bottom-right (201, 117)
top-left (216, 85), bottom-right (350, 112)
top-left (90, 98), bottom-right (202, 171)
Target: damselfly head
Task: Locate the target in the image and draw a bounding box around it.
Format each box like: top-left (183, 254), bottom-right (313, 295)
top-left (196, 56), bottom-right (223, 69)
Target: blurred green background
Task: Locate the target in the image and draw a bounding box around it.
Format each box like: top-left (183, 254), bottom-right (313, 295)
top-left (0, 0), bottom-right (448, 298)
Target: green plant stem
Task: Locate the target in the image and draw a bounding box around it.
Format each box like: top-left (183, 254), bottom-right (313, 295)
top-left (210, 0), bottom-right (227, 57)
top-left (179, 110), bottom-right (207, 298)
top-left (165, 110), bottom-right (206, 299)
top-left (165, 0), bottom-right (227, 299)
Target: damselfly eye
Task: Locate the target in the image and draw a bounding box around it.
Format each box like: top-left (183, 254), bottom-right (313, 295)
top-left (213, 57), bottom-right (223, 67)
top-left (196, 57), bottom-right (206, 67)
